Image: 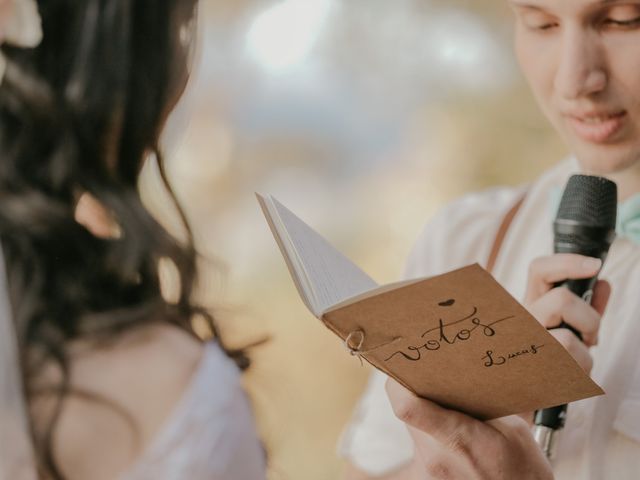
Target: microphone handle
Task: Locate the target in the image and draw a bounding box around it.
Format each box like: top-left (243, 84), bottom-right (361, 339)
top-left (533, 275), bottom-right (597, 457)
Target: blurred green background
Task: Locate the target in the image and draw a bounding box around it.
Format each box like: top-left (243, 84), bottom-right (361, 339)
top-left (142, 1), bottom-right (568, 478)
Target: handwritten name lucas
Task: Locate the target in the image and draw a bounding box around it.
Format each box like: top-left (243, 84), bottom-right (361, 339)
top-left (482, 344), bottom-right (545, 367)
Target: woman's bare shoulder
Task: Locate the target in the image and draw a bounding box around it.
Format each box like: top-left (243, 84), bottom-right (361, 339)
top-left (48, 324), bottom-right (205, 480)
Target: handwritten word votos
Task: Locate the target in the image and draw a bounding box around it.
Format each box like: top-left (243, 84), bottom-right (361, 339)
top-left (384, 306), bottom-right (514, 362)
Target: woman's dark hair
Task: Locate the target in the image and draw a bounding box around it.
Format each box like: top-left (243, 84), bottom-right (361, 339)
top-left (0, 1), bottom-right (246, 478)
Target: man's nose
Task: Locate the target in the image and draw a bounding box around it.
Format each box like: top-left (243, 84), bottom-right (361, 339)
top-left (554, 28), bottom-right (608, 100)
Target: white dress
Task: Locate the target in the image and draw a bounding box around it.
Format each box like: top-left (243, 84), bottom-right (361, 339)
top-left (118, 341), bottom-right (266, 480)
top-left (0, 242), bottom-right (264, 480)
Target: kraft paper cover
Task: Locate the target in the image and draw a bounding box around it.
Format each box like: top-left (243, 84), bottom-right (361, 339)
top-left (322, 264), bottom-right (604, 420)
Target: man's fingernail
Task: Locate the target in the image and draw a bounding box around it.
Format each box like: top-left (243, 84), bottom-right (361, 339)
top-left (583, 258), bottom-right (602, 271)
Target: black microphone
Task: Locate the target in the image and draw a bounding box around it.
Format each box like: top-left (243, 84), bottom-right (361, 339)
top-left (533, 174), bottom-right (617, 458)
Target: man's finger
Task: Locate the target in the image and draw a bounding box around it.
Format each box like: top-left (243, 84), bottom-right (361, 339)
top-left (385, 379), bottom-right (481, 446)
top-left (591, 279), bottom-right (611, 317)
top-left (524, 254), bottom-right (602, 304)
top-left (589, 279), bottom-right (611, 345)
top-left (528, 287), bottom-right (600, 334)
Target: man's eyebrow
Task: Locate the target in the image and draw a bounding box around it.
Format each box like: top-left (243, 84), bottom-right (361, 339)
top-left (507, 1), bottom-right (546, 12)
top-left (509, 0), bottom-right (628, 10)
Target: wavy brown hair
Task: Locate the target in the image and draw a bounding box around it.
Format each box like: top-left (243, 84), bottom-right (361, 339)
top-left (0, 1), bottom-right (246, 478)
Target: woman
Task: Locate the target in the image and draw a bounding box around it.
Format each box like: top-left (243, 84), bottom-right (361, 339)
top-left (0, 1), bottom-right (265, 479)
top-left (342, 0), bottom-right (640, 478)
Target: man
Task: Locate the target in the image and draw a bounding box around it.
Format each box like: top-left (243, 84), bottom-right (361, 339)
top-left (342, 1), bottom-right (640, 478)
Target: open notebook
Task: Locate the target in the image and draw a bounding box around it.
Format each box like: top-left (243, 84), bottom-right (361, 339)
top-left (258, 193), bottom-right (604, 420)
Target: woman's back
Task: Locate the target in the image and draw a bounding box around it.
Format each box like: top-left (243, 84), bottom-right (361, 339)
top-left (42, 325), bottom-right (265, 480)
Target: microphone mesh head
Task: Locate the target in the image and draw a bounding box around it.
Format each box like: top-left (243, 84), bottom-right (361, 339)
top-left (556, 175), bottom-right (617, 228)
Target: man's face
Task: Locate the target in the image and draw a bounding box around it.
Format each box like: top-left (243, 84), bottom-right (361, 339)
top-left (510, 0), bottom-right (640, 176)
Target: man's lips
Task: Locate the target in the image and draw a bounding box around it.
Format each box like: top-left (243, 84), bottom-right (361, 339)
top-left (564, 110), bottom-right (627, 144)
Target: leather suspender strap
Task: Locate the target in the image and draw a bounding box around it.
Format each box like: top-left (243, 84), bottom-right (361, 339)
top-left (486, 193), bottom-right (527, 274)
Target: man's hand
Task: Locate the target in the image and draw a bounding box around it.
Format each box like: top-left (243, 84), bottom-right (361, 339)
top-left (386, 379), bottom-right (554, 480)
top-left (524, 253), bottom-right (610, 373)
top-left (346, 253), bottom-right (610, 480)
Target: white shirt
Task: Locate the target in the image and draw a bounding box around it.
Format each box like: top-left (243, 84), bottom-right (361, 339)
top-left (339, 159), bottom-right (640, 479)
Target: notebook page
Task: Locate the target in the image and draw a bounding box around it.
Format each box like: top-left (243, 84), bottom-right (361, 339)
top-left (270, 196), bottom-right (378, 315)
top-left (257, 194), bottom-right (317, 314)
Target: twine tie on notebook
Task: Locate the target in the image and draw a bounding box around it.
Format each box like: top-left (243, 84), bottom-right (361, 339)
top-left (344, 330), bottom-right (403, 365)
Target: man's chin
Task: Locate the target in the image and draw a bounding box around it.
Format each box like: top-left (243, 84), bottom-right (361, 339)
top-left (571, 143), bottom-right (640, 177)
